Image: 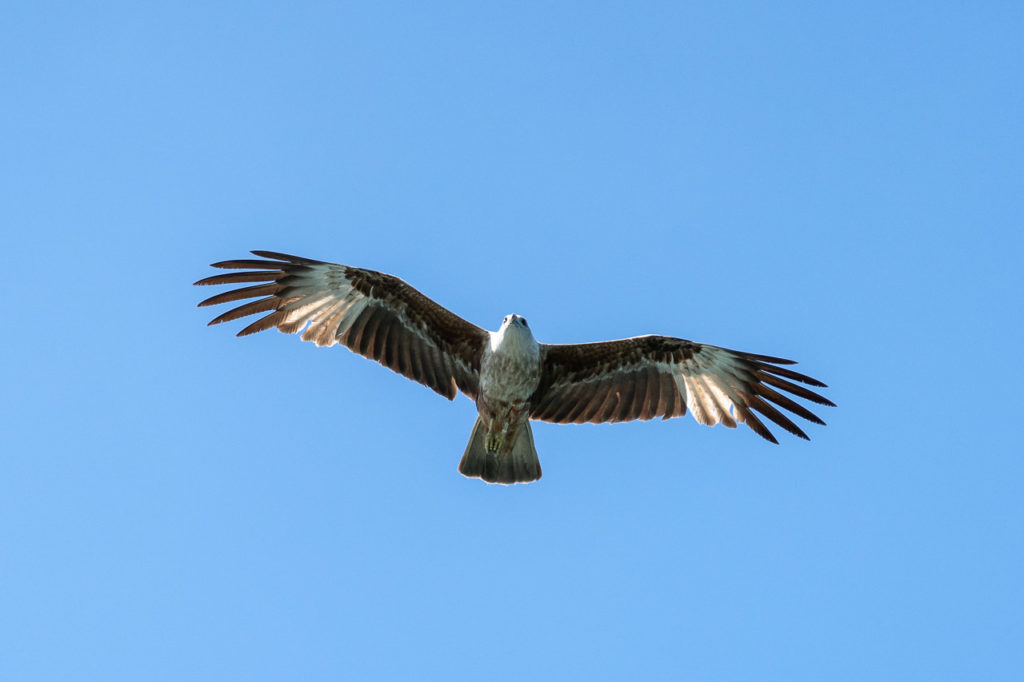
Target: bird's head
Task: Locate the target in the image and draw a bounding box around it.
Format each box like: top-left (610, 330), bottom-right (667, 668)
top-left (501, 314), bottom-right (530, 331)
top-left (495, 314), bottom-right (537, 351)
top-left (499, 313), bottom-right (532, 333)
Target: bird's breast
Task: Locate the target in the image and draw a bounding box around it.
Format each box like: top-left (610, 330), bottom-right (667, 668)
top-left (479, 339), bottom-right (541, 404)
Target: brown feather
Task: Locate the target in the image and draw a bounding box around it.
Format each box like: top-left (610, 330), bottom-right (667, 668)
top-left (635, 366), bottom-right (655, 420)
top-left (208, 297), bottom-right (279, 325)
top-left (657, 373), bottom-right (677, 420)
top-left (194, 271), bottom-right (281, 286)
top-left (735, 351), bottom-right (797, 365)
top-left (396, 329), bottom-right (413, 376)
top-left (209, 258), bottom-right (285, 270)
top-left (613, 377), bottom-right (637, 422)
top-left (342, 306), bottom-right (373, 352)
top-left (250, 250), bottom-right (317, 264)
top-left (418, 346), bottom-right (441, 395)
top-left (586, 382), bottom-right (621, 423)
top-left (747, 396), bottom-right (809, 440)
top-left (734, 402), bottom-right (778, 444)
top-left (375, 316), bottom-right (395, 364)
top-left (197, 283), bottom-right (282, 307)
top-left (238, 310), bottom-right (288, 337)
top-left (758, 372), bottom-right (835, 406)
top-left (753, 383), bottom-right (826, 425)
top-left (358, 310), bottom-right (384, 358)
top-left (753, 361), bottom-right (828, 387)
top-left (567, 382), bottom-right (602, 423)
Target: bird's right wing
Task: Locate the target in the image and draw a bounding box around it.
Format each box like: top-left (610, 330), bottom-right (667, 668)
top-left (195, 251), bottom-right (488, 400)
top-left (531, 336), bottom-right (833, 442)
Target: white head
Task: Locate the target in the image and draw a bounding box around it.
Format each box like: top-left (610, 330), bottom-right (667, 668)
top-left (492, 313), bottom-right (537, 352)
top-left (501, 314), bottom-right (530, 332)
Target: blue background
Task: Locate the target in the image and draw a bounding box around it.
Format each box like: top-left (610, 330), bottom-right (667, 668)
top-left (3, 2), bottom-right (1021, 679)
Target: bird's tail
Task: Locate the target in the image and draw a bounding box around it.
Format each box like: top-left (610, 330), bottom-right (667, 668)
top-left (458, 417), bottom-right (542, 484)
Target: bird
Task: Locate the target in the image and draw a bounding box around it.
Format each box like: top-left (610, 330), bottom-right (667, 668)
top-left (195, 251), bottom-right (833, 484)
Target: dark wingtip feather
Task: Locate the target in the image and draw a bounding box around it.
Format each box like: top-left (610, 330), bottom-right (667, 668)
top-left (250, 250), bottom-right (317, 264)
top-left (196, 283), bottom-right (280, 308)
top-left (752, 384), bottom-right (829, 426)
top-left (758, 373), bottom-right (834, 407)
top-left (194, 271), bottom-right (282, 288)
top-left (746, 353), bottom-right (797, 365)
top-left (197, 292), bottom-right (242, 308)
top-left (749, 397), bottom-right (810, 441)
top-left (205, 298), bottom-right (278, 326)
top-left (736, 405), bottom-right (779, 444)
top-left (236, 311), bottom-right (288, 337)
top-left (756, 362), bottom-right (829, 388)
top-left (206, 312), bottom-right (232, 326)
top-left (211, 259), bottom-right (284, 270)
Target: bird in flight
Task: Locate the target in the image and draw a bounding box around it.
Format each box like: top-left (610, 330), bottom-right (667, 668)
top-left (195, 251), bottom-right (833, 484)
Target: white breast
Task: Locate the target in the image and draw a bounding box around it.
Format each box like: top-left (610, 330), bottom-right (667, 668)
top-left (480, 325), bottom-right (541, 403)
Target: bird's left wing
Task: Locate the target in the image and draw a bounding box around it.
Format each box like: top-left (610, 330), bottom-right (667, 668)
top-left (531, 336), bottom-right (833, 443)
top-left (195, 251), bottom-right (487, 400)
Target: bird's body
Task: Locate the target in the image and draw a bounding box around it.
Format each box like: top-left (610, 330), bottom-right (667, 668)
top-left (478, 315), bottom-right (540, 451)
top-left (196, 251), bottom-right (834, 484)
top-left (463, 315), bottom-right (543, 482)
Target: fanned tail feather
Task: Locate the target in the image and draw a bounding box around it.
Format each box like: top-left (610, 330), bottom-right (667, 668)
top-left (459, 418), bottom-right (541, 485)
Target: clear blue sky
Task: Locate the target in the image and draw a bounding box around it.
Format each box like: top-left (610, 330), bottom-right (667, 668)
top-left (3, 2), bottom-right (1021, 680)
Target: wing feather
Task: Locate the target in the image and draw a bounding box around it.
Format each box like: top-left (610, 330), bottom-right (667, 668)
top-left (194, 271), bottom-right (280, 286)
top-left (758, 372), bottom-right (835, 406)
top-left (657, 371), bottom-right (682, 420)
top-left (197, 283), bottom-right (282, 307)
top-left (753, 362), bottom-right (827, 387)
top-left (752, 383), bottom-right (826, 425)
top-left (614, 376), bottom-right (637, 422)
top-left (694, 374), bottom-right (738, 429)
top-left (209, 297), bottom-right (279, 326)
top-left (564, 383), bottom-right (597, 424)
top-left (532, 336), bottom-right (831, 443)
top-left (588, 381), bottom-right (621, 423)
top-left (747, 395), bottom-right (808, 440)
top-left (682, 373), bottom-right (713, 426)
top-left (634, 366), bottom-right (655, 421)
top-left (195, 251), bottom-right (486, 400)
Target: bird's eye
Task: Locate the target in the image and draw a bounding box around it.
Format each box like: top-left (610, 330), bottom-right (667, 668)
top-left (521, 318), bottom-right (528, 326)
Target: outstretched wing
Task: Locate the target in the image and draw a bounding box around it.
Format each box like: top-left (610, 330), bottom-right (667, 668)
top-left (531, 336), bottom-right (833, 443)
top-left (195, 251), bottom-right (487, 400)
